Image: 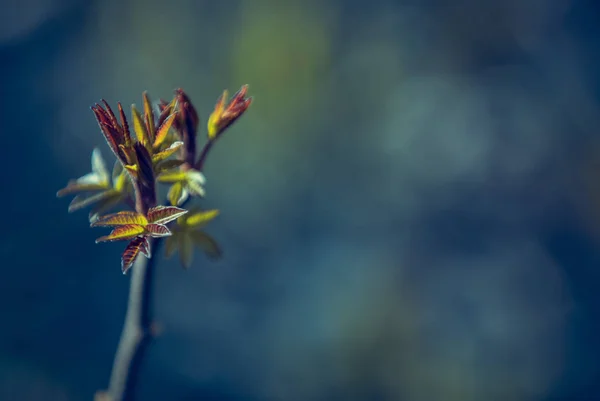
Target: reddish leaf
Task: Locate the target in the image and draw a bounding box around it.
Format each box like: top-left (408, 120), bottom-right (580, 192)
top-left (117, 102), bottom-right (131, 147)
top-left (145, 223), bottom-right (171, 237)
top-left (92, 106), bottom-right (121, 161)
top-left (121, 237), bottom-right (145, 274)
top-left (147, 205), bottom-right (188, 225)
top-left (101, 99), bottom-right (121, 136)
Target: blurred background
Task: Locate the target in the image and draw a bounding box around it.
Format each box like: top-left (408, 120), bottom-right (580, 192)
top-left (1, 0), bottom-right (600, 400)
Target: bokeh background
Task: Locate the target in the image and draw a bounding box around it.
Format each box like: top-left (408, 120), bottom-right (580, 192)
top-left (1, 0), bottom-right (600, 400)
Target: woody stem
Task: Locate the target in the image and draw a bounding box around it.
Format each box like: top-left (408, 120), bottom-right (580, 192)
top-left (102, 138), bottom-right (217, 401)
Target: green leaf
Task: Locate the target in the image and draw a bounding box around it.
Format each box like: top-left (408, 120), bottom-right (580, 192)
top-left (185, 209), bottom-right (219, 228)
top-left (91, 211), bottom-right (148, 227)
top-left (131, 105), bottom-right (150, 148)
top-left (153, 113), bottom-right (176, 148)
top-left (167, 182), bottom-right (186, 206)
top-left (95, 224), bottom-right (145, 243)
top-left (158, 170), bottom-right (187, 183)
top-left (152, 141), bottom-right (183, 163)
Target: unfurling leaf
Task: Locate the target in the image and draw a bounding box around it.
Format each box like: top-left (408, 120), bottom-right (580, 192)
top-left (91, 211), bottom-right (148, 227)
top-left (121, 237), bottom-right (145, 274)
top-left (56, 148), bottom-right (111, 197)
top-left (143, 91), bottom-right (156, 142)
top-left (91, 102), bottom-right (130, 165)
top-left (174, 89), bottom-right (199, 165)
top-left (117, 102), bottom-right (132, 147)
top-left (167, 181), bottom-right (187, 206)
top-left (131, 105), bottom-right (150, 148)
top-left (152, 141), bottom-right (183, 163)
top-left (153, 113), bottom-right (176, 149)
top-left (147, 206), bottom-right (188, 225)
top-left (207, 85), bottom-right (252, 140)
top-left (95, 224), bottom-right (145, 243)
top-left (58, 87), bottom-right (252, 274)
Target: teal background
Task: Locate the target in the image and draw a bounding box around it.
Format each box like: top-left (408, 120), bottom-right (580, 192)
top-left (1, 0), bottom-right (600, 400)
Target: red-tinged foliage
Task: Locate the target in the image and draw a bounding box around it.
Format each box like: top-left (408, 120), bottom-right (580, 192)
top-left (147, 205), bottom-right (188, 225)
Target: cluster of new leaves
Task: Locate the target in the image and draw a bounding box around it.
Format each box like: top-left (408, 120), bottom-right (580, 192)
top-left (57, 86), bottom-right (252, 273)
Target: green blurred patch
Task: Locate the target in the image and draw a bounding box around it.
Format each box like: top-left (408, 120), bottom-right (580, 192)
top-left (230, 0), bottom-right (336, 124)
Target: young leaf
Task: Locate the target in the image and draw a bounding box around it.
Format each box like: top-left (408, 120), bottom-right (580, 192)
top-left (147, 206), bottom-right (188, 225)
top-left (68, 192), bottom-right (114, 212)
top-left (207, 85), bottom-right (252, 140)
top-left (131, 105), bottom-right (150, 148)
top-left (167, 182), bottom-right (187, 206)
top-left (140, 237), bottom-right (151, 258)
top-left (56, 148), bottom-right (111, 197)
top-left (185, 209), bottom-right (219, 227)
top-left (117, 102), bottom-right (132, 147)
top-left (153, 113), bottom-right (176, 149)
top-left (95, 224), bottom-right (145, 243)
top-left (57, 181), bottom-right (108, 197)
top-left (91, 148), bottom-right (110, 180)
top-left (122, 237), bottom-right (145, 274)
top-left (91, 211), bottom-right (148, 227)
top-left (157, 170), bottom-right (187, 183)
top-left (152, 141), bottom-right (183, 163)
top-left (143, 91), bottom-right (155, 142)
top-left (145, 223), bottom-right (171, 237)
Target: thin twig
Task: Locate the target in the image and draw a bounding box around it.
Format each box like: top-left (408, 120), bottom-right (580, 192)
top-left (100, 139), bottom-right (215, 401)
top-left (104, 237), bottom-right (161, 401)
